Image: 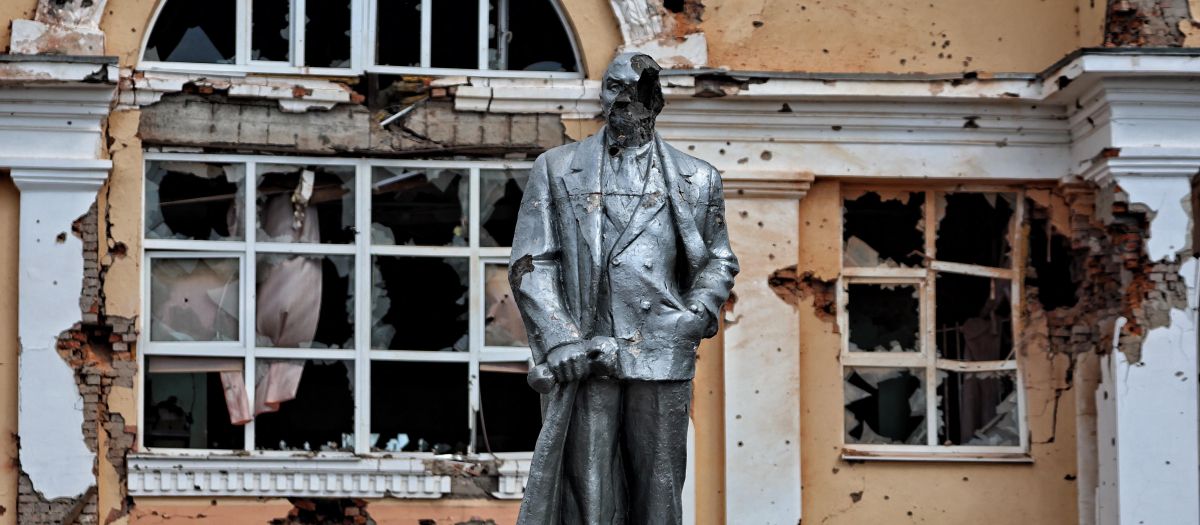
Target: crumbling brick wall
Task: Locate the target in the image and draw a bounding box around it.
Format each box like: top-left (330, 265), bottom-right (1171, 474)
top-left (1104, 0), bottom-right (1192, 46)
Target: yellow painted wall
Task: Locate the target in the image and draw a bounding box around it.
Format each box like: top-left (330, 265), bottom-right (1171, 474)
top-left (796, 180), bottom-right (1080, 525)
top-left (0, 172), bottom-right (20, 525)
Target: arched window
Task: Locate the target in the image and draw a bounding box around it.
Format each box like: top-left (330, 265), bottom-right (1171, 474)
top-left (141, 0), bottom-right (582, 77)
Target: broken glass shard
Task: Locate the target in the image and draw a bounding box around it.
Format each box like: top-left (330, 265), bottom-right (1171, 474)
top-left (843, 190), bottom-right (925, 267)
top-left (844, 367), bottom-right (926, 445)
top-left (256, 254), bottom-right (354, 349)
top-left (938, 370), bottom-right (1019, 446)
top-left (371, 361), bottom-right (470, 453)
top-left (479, 169), bottom-right (529, 247)
top-left (146, 161), bottom-right (245, 241)
top-left (144, 358), bottom-right (245, 449)
top-left (145, 0), bottom-right (237, 64)
top-left (935, 192), bottom-right (1015, 268)
top-left (935, 274), bottom-right (1013, 361)
top-left (485, 263), bottom-right (529, 347)
top-left (256, 164), bottom-right (355, 244)
top-left (847, 283), bottom-right (920, 352)
top-left (150, 257), bottom-right (240, 342)
top-left (371, 167), bottom-right (468, 246)
top-left (254, 359), bottom-right (355, 450)
top-left (372, 256), bottom-right (469, 351)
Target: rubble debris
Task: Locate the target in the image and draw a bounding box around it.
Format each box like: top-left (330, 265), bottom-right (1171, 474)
top-left (936, 192), bottom-right (1015, 268)
top-left (145, 161), bottom-right (245, 241)
top-left (371, 362), bottom-right (469, 454)
top-left (768, 266), bottom-right (836, 322)
top-left (10, 0), bottom-right (109, 55)
top-left (144, 358), bottom-right (245, 449)
top-left (149, 257), bottom-right (240, 342)
top-left (305, 0), bottom-right (352, 68)
top-left (844, 367), bottom-right (926, 445)
top-left (847, 284), bottom-right (919, 353)
top-left (371, 256), bottom-right (469, 351)
top-left (939, 370), bottom-right (1019, 446)
top-left (255, 360), bottom-right (355, 451)
top-left (843, 190), bottom-right (926, 267)
top-left (484, 264), bottom-right (529, 347)
top-left (478, 369), bottom-right (542, 452)
top-left (371, 167), bottom-right (468, 246)
top-left (935, 274), bottom-right (1013, 361)
top-left (144, 0), bottom-right (237, 63)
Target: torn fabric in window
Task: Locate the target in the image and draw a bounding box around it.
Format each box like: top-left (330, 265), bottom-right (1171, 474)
top-left (479, 169), bottom-right (529, 247)
top-left (254, 359), bottom-right (355, 451)
top-left (305, 0), bottom-right (352, 68)
top-left (256, 254), bottom-right (354, 348)
top-left (371, 361), bottom-right (469, 454)
top-left (257, 165), bottom-right (355, 244)
top-left (150, 258), bottom-right (240, 342)
top-left (371, 167), bottom-right (468, 246)
top-left (935, 192), bottom-right (1015, 268)
top-left (485, 263), bottom-right (529, 347)
top-left (938, 370), bottom-right (1019, 446)
top-left (251, 0), bottom-right (291, 61)
top-left (847, 283), bottom-right (920, 353)
top-left (371, 256), bottom-right (469, 351)
top-left (477, 366), bottom-right (542, 453)
top-left (144, 357), bottom-right (246, 449)
top-left (146, 161), bottom-right (245, 241)
top-left (935, 274), bottom-right (1013, 361)
top-left (144, 0), bottom-right (237, 63)
top-left (843, 190), bottom-right (925, 267)
top-left (844, 367), bottom-right (926, 445)
top-left (375, 0), bottom-right (421, 67)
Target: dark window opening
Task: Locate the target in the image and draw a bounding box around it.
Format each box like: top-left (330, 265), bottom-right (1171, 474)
top-left (375, 0), bottom-right (422, 67)
top-left (847, 284), bottom-right (920, 353)
top-left (371, 167), bottom-right (467, 246)
top-left (255, 254), bottom-right (354, 348)
top-left (844, 368), bottom-right (925, 445)
top-left (936, 192), bottom-right (1014, 268)
top-left (1027, 208), bottom-right (1081, 310)
top-left (252, 0), bottom-right (291, 61)
top-left (306, 0), bottom-right (352, 67)
top-left (431, 0), bottom-right (478, 69)
top-left (479, 169), bottom-right (528, 247)
top-left (663, 0), bottom-right (684, 13)
top-left (938, 370), bottom-right (1018, 446)
top-left (146, 162), bottom-right (243, 241)
top-left (504, 0), bottom-right (577, 72)
top-left (371, 361), bottom-right (470, 454)
top-left (935, 274), bottom-right (1012, 361)
top-left (144, 371), bottom-right (244, 449)
top-left (255, 360), bottom-right (355, 450)
top-left (145, 0), bottom-right (237, 63)
top-left (843, 191), bottom-right (926, 267)
top-left (257, 166), bottom-right (356, 244)
top-left (477, 367), bottom-right (541, 452)
top-left (371, 256), bottom-right (469, 351)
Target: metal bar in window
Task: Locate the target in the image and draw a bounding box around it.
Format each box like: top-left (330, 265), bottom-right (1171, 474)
top-left (934, 359), bottom-right (1018, 372)
top-left (841, 267), bottom-right (927, 279)
top-left (255, 242), bottom-right (357, 255)
top-left (365, 64), bottom-right (585, 79)
top-left (477, 0), bottom-right (489, 70)
top-left (355, 159), bottom-right (372, 454)
top-left (350, 0), bottom-right (366, 71)
top-left (836, 277), bottom-right (849, 360)
top-left (468, 167), bottom-right (482, 454)
top-left (236, 0), bottom-right (250, 65)
top-left (478, 247), bottom-right (512, 258)
top-left (368, 350), bottom-right (473, 362)
top-left (293, 0), bottom-right (306, 67)
top-left (144, 239), bottom-right (247, 252)
top-left (480, 348), bottom-right (535, 361)
top-left (136, 249), bottom-right (150, 452)
top-left (419, 0), bottom-right (432, 68)
top-left (928, 260), bottom-right (1017, 280)
top-left (840, 352), bottom-right (928, 369)
top-left (244, 160), bottom-right (258, 452)
top-left (1012, 189), bottom-right (1029, 452)
top-left (364, 0), bottom-right (378, 67)
top-left (370, 245), bottom-right (472, 257)
top-left (923, 189), bottom-right (937, 446)
top-left (254, 348), bottom-right (357, 360)
top-left (142, 344), bottom-right (247, 357)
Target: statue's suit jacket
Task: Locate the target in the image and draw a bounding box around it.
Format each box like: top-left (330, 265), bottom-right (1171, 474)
top-left (510, 127), bottom-right (738, 525)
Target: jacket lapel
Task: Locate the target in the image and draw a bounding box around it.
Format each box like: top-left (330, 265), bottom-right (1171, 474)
top-left (564, 130), bottom-right (605, 276)
top-left (608, 140), bottom-right (669, 261)
top-left (656, 133), bottom-right (708, 284)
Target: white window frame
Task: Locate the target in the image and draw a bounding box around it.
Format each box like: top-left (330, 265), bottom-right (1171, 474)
top-left (137, 152), bottom-right (538, 461)
top-left (136, 0), bottom-right (584, 79)
top-left (838, 186), bottom-right (1031, 461)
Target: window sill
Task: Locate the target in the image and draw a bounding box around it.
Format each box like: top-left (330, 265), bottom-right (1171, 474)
top-left (128, 452), bottom-right (533, 499)
top-left (841, 447), bottom-right (1033, 463)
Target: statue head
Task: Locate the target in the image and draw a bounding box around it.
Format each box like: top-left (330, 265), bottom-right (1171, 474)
top-left (600, 52), bottom-right (664, 148)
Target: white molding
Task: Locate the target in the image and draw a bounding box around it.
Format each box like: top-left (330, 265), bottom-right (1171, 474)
top-left (9, 160), bottom-right (111, 192)
top-left (1080, 149), bottom-right (1200, 186)
top-left (119, 70), bottom-right (352, 112)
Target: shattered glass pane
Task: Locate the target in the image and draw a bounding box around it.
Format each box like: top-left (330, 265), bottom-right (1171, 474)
top-left (935, 274), bottom-right (1013, 361)
top-left (146, 161), bottom-right (245, 241)
top-left (371, 167), bottom-right (468, 246)
top-left (843, 190), bottom-right (925, 267)
top-left (144, 368), bottom-right (244, 449)
top-left (371, 361), bottom-right (469, 454)
top-left (375, 0), bottom-right (421, 67)
top-left (255, 359), bottom-right (355, 450)
top-left (479, 169), bottom-right (529, 247)
top-left (485, 263), bottom-right (529, 347)
top-left (252, 0), bottom-right (291, 61)
top-left (257, 165), bottom-right (355, 244)
top-left (150, 258), bottom-right (240, 342)
top-left (256, 254), bottom-right (354, 348)
top-left (504, 0), bottom-right (578, 72)
top-left (305, 0), bottom-right (352, 68)
top-left (431, 0), bottom-right (479, 69)
top-left (371, 256), bottom-right (469, 351)
top-left (847, 283), bottom-right (920, 353)
top-left (935, 192), bottom-right (1015, 268)
top-left (844, 367), bottom-right (926, 445)
top-left (145, 0), bottom-right (237, 63)
top-left (477, 368), bottom-right (542, 452)
top-left (938, 370), bottom-right (1019, 446)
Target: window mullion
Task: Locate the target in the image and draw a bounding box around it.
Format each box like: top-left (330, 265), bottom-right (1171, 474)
top-left (293, 0), bottom-right (307, 67)
top-left (923, 189), bottom-right (937, 446)
top-left (476, 0), bottom-right (489, 70)
top-left (244, 160), bottom-right (258, 452)
top-left (350, 0), bottom-right (366, 72)
top-left (419, 0), bottom-right (432, 67)
top-left (1012, 189), bottom-right (1029, 451)
top-left (468, 167), bottom-right (481, 454)
top-left (236, 0), bottom-right (250, 65)
top-left (355, 159), bottom-right (372, 454)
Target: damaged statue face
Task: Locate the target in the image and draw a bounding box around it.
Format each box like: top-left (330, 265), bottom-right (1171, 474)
top-left (600, 52), bottom-right (665, 148)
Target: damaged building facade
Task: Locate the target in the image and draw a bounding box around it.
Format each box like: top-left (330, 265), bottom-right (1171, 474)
top-left (0, 0), bottom-right (1198, 524)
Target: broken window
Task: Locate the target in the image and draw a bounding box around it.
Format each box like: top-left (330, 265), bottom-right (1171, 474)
top-left (489, 0), bottom-right (579, 72)
top-left (431, 0), bottom-right (479, 69)
top-left (146, 161), bottom-right (245, 241)
top-left (839, 187), bottom-right (1026, 453)
top-left (144, 158), bottom-right (539, 457)
top-left (1027, 209), bottom-right (1081, 310)
top-left (375, 0), bottom-right (422, 67)
top-left (257, 165), bottom-right (356, 244)
top-left (144, 0), bottom-right (237, 63)
top-left (251, 0), bottom-right (291, 61)
top-left (306, 0), bottom-right (352, 68)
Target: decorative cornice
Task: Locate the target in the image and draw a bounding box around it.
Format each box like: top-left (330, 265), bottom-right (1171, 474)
top-left (7, 158), bottom-right (111, 192)
top-left (1079, 148), bottom-right (1200, 186)
top-left (723, 175), bottom-right (814, 200)
top-left (118, 70), bottom-right (353, 112)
